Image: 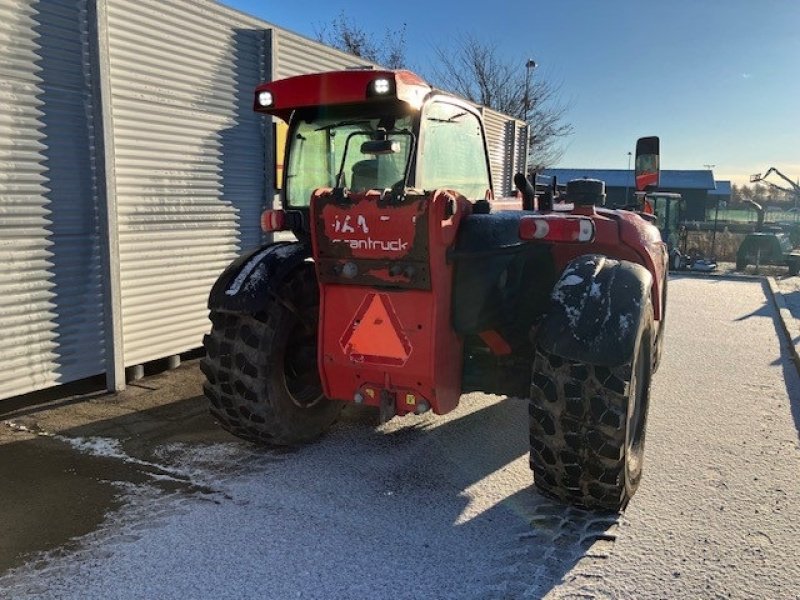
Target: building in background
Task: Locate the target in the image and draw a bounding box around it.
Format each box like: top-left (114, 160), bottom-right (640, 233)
top-left (0, 0), bottom-right (526, 401)
top-left (709, 180), bottom-right (732, 209)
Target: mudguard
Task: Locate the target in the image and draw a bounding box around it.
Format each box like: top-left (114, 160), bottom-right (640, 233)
top-left (208, 241), bottom-right (311, 314)
top-left (537, 254), bottom-right (653, 368)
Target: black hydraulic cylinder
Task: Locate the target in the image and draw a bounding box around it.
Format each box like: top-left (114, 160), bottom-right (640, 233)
top-left (514, 173), bottom-right (536, 211)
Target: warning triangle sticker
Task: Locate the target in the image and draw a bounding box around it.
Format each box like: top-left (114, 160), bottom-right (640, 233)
top-left (340, 293), bottom-right (412, 366)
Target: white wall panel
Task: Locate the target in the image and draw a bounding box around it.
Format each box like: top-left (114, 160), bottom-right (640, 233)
top-left (273, 29), bottom-right (379, 80)
top-left (0, 0), bottom-right (528, 399)
top-left (0, 0), bottom-right (105, 400)
top-left (516, 123), bottom-right (528, 179)
top-left (105, 0), bottom-right (267, 366)
top-left (482, 107), bottom-right (526, 197)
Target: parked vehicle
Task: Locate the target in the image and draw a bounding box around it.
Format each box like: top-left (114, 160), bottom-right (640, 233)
top-left (737, 232), bottom-right (800, 275)
top-left (201, 69), bottom-right (669, 510)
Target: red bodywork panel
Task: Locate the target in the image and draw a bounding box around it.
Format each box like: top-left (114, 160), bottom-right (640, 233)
top-left (493, 202), bottom-right (666, 321)
top-left (254, 70), bottom-right (432, 121)
top-left (311, 189), bottom-right (471, 416)
top-left (549, 207), bottom-right (667, 320)
top-left (250, 68), bottom-right (667, 418)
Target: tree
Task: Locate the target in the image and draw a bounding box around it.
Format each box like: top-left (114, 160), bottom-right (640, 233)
top-left (314, 19), bottom-right (571, 171)
top-left (730, 183), bottom-right (740, 203)
top-left (430, 35), bottom-right (572, 171)
top-left (314, 12), bottom-right (407, 69)
top-left (751, 182), bottom-right (767, 204)
top-left (732, 182), bottom-right (791, 207)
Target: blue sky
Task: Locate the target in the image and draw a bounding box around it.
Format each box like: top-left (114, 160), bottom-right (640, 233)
top-left (222, 0), bottom-right (799, 186)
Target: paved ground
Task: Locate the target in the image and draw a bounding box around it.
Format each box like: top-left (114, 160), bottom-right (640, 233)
top-left (0, 276), bottom-right (798, 599)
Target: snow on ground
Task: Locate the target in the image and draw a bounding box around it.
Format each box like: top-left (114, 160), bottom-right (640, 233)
top-left (1, 395), bottom-right (619, 600)
top-left (1, 277), bottom-right (799, 599)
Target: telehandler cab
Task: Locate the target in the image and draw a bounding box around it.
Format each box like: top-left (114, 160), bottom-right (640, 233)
top-left (202, 69), bottom-right (669, 510)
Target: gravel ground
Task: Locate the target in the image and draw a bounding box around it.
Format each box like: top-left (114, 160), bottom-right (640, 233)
top-left (1, 276), bottom-right (798, 599)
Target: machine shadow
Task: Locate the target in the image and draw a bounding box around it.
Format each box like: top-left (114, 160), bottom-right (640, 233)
top-left (375, 396), bottom-right (623, 596)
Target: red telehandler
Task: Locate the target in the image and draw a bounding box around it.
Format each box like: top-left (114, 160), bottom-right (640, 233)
top-left (201, 69), bottom-right (668, 510)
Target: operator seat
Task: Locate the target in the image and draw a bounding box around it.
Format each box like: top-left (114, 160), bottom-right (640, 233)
top-left (351, 159), bottom-right (379, 193)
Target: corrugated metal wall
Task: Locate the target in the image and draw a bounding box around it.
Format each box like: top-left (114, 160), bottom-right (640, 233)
top-left (0, 0), bottom-right (105, 400)
top-left (515, 123), bottom-right (529, 180)
top-left (272, 29), bottom-right (377, 80)
top-left (482, 107), bottom-right (522, 197)
top-left (0, 0), bottom-right (528, 400)
top-left (103, 0), bottom-right (267, 366)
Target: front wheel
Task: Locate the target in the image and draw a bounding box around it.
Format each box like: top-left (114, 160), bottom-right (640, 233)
top-left (529, 296), bottom-right (654, 511)
top-left (201, 263), bottom-right (343, 445)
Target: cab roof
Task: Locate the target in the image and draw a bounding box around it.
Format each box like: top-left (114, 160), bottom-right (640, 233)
top-left (253, 69), bottom-right (433, 120)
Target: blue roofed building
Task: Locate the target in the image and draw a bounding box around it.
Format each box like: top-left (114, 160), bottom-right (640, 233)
top-left (709, 180), bottom-right (732, 206)
top-left (540, 168), bottom-right (718, 220)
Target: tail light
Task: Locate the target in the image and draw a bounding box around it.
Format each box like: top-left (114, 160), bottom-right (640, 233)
top-left (261, 209), bottom-right (286, 232)
top-left (519, 215), bottom-right (595, 243)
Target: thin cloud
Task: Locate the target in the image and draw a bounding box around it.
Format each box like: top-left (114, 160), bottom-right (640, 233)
top-left (741, 73), bottom-right (752, 79)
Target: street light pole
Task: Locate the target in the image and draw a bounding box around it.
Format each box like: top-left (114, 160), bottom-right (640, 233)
top-left (524, 58), bottom-right (537, 124)
top-left (625, 151), bottom-right (632, 204)
top-left (704, 164), bottom-right (719, 259)
top-left (524, 59), bottom-right (537, 178)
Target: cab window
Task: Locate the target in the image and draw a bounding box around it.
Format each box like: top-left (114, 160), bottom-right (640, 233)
top-left (418, 102), bottom-right (491, 199)
top-left (285, 111), bottom-right (413, 207)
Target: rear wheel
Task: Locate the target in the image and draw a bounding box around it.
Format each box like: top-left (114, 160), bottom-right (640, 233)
top-left (529, 297), bottom-right (654, 511)
top-left (201, 264), bottom-right (343, 445)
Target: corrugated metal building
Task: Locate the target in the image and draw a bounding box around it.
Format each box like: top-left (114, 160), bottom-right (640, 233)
top-left (0, 0), bottom-right (527, 401)
top-left (0, 0), bottom-right (106, 399)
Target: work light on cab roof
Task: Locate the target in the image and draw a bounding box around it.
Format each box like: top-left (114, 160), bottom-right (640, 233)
top-left (252, 70), bottom-right (431, 118)
top-left (257, 91), bottom-right (273, 108)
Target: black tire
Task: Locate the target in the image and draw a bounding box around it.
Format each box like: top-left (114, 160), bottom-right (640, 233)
top-left (788, 260), bottom-right (799, 277)
top-left (201, 263), bottom-right (343, 445)
top-left (529, 296), bottom-right (654, 511)
top-left (652, 278), bottom-right (667, 374)
top-left (670, 250), bottom-right (682, 271)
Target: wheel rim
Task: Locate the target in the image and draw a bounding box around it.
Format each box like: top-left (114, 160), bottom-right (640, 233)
top-left (282, 295), bottom-right (324, 409)
top-left (625, 339), bottom-right (650, 485)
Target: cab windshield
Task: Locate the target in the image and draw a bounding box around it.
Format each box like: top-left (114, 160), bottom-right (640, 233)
top-left (285, 108), bottom-right (415, 207)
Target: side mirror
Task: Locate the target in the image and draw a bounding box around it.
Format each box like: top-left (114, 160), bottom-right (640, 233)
top-left (635, 136), bottom-right (660, 192)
